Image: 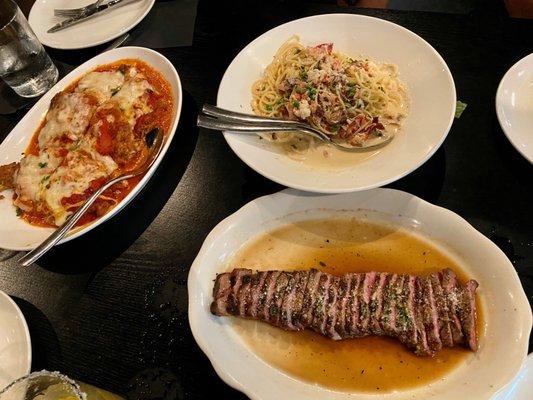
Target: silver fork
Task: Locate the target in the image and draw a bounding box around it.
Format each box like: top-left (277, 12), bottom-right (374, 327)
top-left (54, 0), bottom-right (105, 18)
top-left (198, 105), bottom-right (394, 151)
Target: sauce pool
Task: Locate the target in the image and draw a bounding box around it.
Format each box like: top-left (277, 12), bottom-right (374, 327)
top-left (228, 218), bottom-right (483, 393)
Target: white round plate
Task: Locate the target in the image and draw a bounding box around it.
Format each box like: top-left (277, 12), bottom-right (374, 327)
top-left (0, 291), bottom-right (31, 390)
top-left (217, 14), bottom-right (456, 193)
top-left (188, 188), bottom-right (532, 400)
top-left (493, 353), bottom-right (533, 400)
top-left (496, 53), bottom-right (533, 164)
top-left (29, 0), bottom-right (155, 50)
top-left (0, 47), bottom-right (182, 250)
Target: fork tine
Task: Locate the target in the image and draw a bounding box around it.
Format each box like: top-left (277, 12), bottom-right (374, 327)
top-left (54, 10), bottom-right (84, 17)
top-left (53, 0), bottom-right (104, 16)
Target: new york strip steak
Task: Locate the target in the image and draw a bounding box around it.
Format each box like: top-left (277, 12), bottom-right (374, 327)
top-left (211, 268), bottom-right (478, 356)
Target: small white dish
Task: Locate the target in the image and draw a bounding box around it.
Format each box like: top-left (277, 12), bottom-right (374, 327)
top-left (188, 188), bottom-right (531, 400)
top-left (493, 353), bottom-right (533, 400)
top-left (28, 0), bottom-right (155, 50)
top-left (217, 14), bottom-right (456, 193)
top-left (0, 46), bottom-right (182, 250)
top-left (0, 290), bottom-right (31, 390)
top-left (496, 53), bottom-right (533, 164)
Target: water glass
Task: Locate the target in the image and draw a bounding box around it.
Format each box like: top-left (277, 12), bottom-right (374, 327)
top-left (0, 0), bottom-right (58, 98)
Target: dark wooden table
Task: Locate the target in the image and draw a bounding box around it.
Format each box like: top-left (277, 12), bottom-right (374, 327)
top-left (1, 1), bottom-right (532, 398)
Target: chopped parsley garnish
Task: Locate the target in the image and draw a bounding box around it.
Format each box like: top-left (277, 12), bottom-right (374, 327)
top-left (347, 86), bottom-right (357, 97)
top-left (306, 85), bottom-right (317, 98)
top-left (111, 87), bottom-right (121, 96)
top-left (40, 175), bottom-right (50, 184)
top-left (330, 124), bottom-right (339, 133)
top-left (265, 104), bottom-right (273, 112)
top-left (299, 69), bottom-right (308, 80)
top-left (292, 100), bottom-right (300, 109)
top-left (15, 207), bottom-right (22, 216)
top-left (38, 162), bottom-right (47, 168)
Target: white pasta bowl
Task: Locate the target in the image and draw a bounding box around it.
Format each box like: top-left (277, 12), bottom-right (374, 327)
top-left (217, 14), bottom-right (456, 193)
top-left (188, 188), bottom-right (531, 400)
top-left (0, 47), bottom-right (182, 250)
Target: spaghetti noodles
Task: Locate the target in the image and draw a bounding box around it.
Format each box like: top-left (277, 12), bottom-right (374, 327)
top-left (251, 36), bottom-right (408, 154)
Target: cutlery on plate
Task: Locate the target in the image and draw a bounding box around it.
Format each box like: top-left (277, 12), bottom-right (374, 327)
top-left (48, 0), bottom-right (134, 33)
top-left (197, 104), bottom-right (394, 151)
top-left (54, 0), bottom-right (105, 18)
top-left (18, 128), bottom-right (164, 267)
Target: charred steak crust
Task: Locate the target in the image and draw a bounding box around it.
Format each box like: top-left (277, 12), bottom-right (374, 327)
top-left (211, 268), bottom-right (479, 356)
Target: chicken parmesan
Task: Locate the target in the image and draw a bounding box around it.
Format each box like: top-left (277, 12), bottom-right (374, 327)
top-left (0, 59), bottom-right (173, 227)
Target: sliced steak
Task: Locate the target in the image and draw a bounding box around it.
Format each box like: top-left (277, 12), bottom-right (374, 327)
top-left (370, 272), bottom-right (388, 335)
top-left (359, 271), bottom-right (377, 334)
top-left (430, 272), bottom-right (454, 347)
top-left (300, 269), bottom-right (322, 327)
top-left (380, 273), bottom-right (398, 335)
top-left (459, 280), bottom-right (479, 351)
top-left (440, 269), bottom-right (465, 344)
top-left (421, 276), bottom-right (443, 353)
top-left (269, 272), bottom-right (291, 326)
top-left (325, 276), bottom-right (341, 340)
top-left (211, 268), bottom-right (479, 356)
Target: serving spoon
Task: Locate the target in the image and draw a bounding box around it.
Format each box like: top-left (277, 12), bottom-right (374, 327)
top-left (198, 104), bottom-right (393, 151)
top-left (18, 128), bottom-right (164, 267)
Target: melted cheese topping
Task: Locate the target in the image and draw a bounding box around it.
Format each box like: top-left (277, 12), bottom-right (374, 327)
top-left (44, 149), bottom-right (116, 225)
top-left (15, 151), bottom-right (61, 203)
top-left (76, 71), bottom-right (125, 103)
top-left (112, 75), bottom-right (153, 125)
top-left (13, 64), bottom-right (156, 226)
top-left (38, 93), bottom-right (95, 149)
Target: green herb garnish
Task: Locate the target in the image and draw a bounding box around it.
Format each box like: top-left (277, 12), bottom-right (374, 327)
top-left (40, 175), bottom-right (50, 184)
top-left (38, 162), bottom-right (47, 168)
top-left (15, 207), bottom-right (22, 217)
top-left (299, 69), bottom-right (308, 80)
top-left (111, 87), bottom-right (121, 96)
top-left (306, 85), bottom-right (317, 98)
top-left (347, 86), bottom-right (357, 98)
top-left (265, 104), bottom-right (273, 112)
top-left (455, 101), bottom-right (467, 118)
top-left (292, 100), bottom-right (300, 109)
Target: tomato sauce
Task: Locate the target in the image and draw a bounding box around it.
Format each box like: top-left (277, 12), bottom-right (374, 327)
top-left (20, 59), bottom-right (173, 228)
